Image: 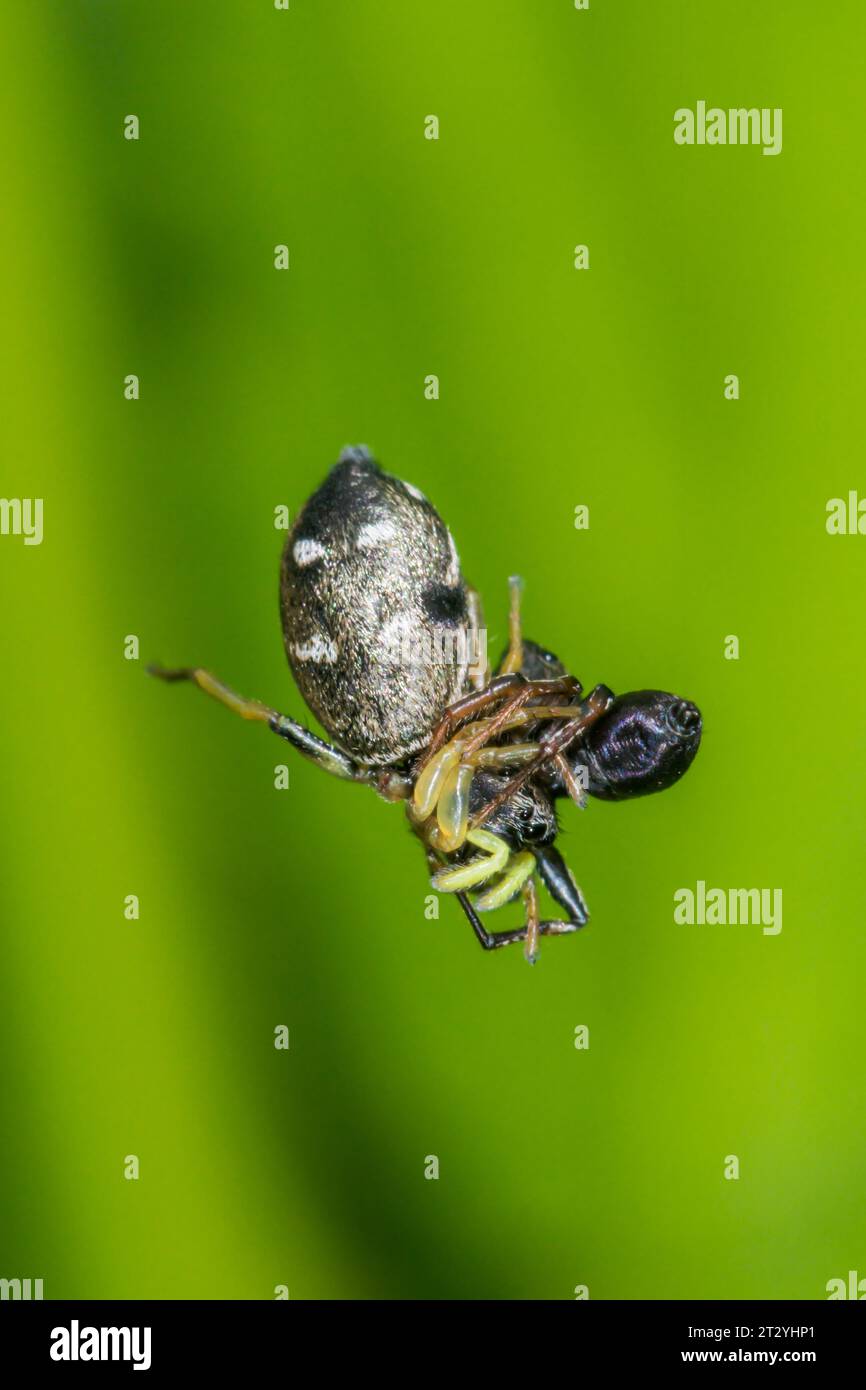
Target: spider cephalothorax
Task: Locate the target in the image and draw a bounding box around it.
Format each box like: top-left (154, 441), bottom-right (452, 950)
top-left (151, 447), bottom-right (702, 963)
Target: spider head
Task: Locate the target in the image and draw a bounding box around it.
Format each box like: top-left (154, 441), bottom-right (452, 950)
top-left (508, 639), bottom-right (568, 683)
top-left (469, 770), bottom-right (558, 850)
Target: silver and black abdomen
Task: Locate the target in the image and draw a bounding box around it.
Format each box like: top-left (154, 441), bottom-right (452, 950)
top-left (280, 447), bottom-right (476, 767)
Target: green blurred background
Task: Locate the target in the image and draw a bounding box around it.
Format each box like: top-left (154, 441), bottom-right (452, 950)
top-left (1, 1), bottom-right (864, 1300)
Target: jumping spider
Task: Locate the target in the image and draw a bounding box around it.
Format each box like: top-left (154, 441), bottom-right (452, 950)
top-left (151, 446), bottom-right (702, 963)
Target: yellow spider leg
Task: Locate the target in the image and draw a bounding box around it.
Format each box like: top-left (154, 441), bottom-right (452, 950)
top-left (497, 575), bottom-right (524, 676)
top-left (434, 743), bottom-right (541, 851)
top-left (495, 705), bottom-right (583, 727)
top-left (411, 740), bottom-right (465, 819)
top-left (435, 763), bottom-right (474, 852)
top-left (522, 876), bottom-right (541, 964)
top-left (430, 828), bottom-right (510, 893)
top-left (414, 691), bottom-right (588, 847)
top-left (475, 743), bottom-right (538, 769)
top-left (149, 666), bottom-right (273, 722)
top-left (474, 850), bottom-right (536, 913)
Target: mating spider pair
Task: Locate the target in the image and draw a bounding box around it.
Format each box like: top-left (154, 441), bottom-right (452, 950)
top-left (151, 448), bottom-right (701, 962)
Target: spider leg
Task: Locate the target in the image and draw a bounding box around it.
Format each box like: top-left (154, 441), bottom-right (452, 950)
top-left (459, 680), bottom-right (582, 757)
top-left (465, 585), bottom-right (490, 690)
top-left (430, 828), bottom-right (510, 892)
top-left (553, 750), bottom-right (588, 809)
top-left (453, 875), bottom-right (583, 958)
top-left (411, 572), bottom-right (582, 825)
top-left (522, 875), bottom-right (541, 964)
top-left (473, 849), bottom-right (536, 913)
top-left (497, 574), bottom-right (525, 676)
top-left (419, 673), bottom-right (528, 767)
top-left (415, 741), bottom-right (542, 851)
top-left (470, 684), bottom-right (615, 829)
top-left (148, 664), bottom-right (376, 786)
top-left (420, 569), bottom-right (532, 760)
top-left (534, 843), bottom-right (590, 928)
top-left (411, 680), bottom-right (585, 843)
top-left (419, 661), bottom-right (583, 772)
top-left (455, 890), bottom-right (534, 952)
top-left (474, 744), bottom-right (539, 769)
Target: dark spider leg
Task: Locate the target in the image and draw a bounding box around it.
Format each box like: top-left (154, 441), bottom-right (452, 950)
top-left (454, 890), bottom-right (584, 953)
top-left (268, 712), bottom-right (375, 784)
top-left (454, 891), bottom-right (531, 951)
top-left (422, 827), bottom-right (584, 959)
top-left (459, 677), bottom-right (584, 758)
top-left (414, 672), bottom-right (583, 795)
top-left (148, 665), bottom-right (377, 786)
top-left (411, 691), bottom-right (591, 840)
top-left (534, 843), bottom-right (590, 927)
top-left (419, 674), bottom-right (527, 766)
top-left (418, 672), bottom-right (583, 771)
top-left (553, 750), bottom-right (587, 808)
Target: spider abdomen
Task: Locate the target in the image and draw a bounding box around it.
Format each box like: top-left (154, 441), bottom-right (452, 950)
top-left (280, 447), bottom-right (476, 766)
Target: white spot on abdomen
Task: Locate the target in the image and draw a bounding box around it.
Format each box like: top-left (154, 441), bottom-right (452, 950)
top-left (291, 634), bottom-right (338, 663)
top-left (293, 538), bottom-right (326, 567)
top-left (357, 519), bottom-right (397, 549)
top-left (403, 481), bottom-right (426, 503)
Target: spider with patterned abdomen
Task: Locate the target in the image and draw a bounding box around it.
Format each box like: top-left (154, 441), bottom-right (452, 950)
top-left (150, 447), bottom-right (702, 963)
